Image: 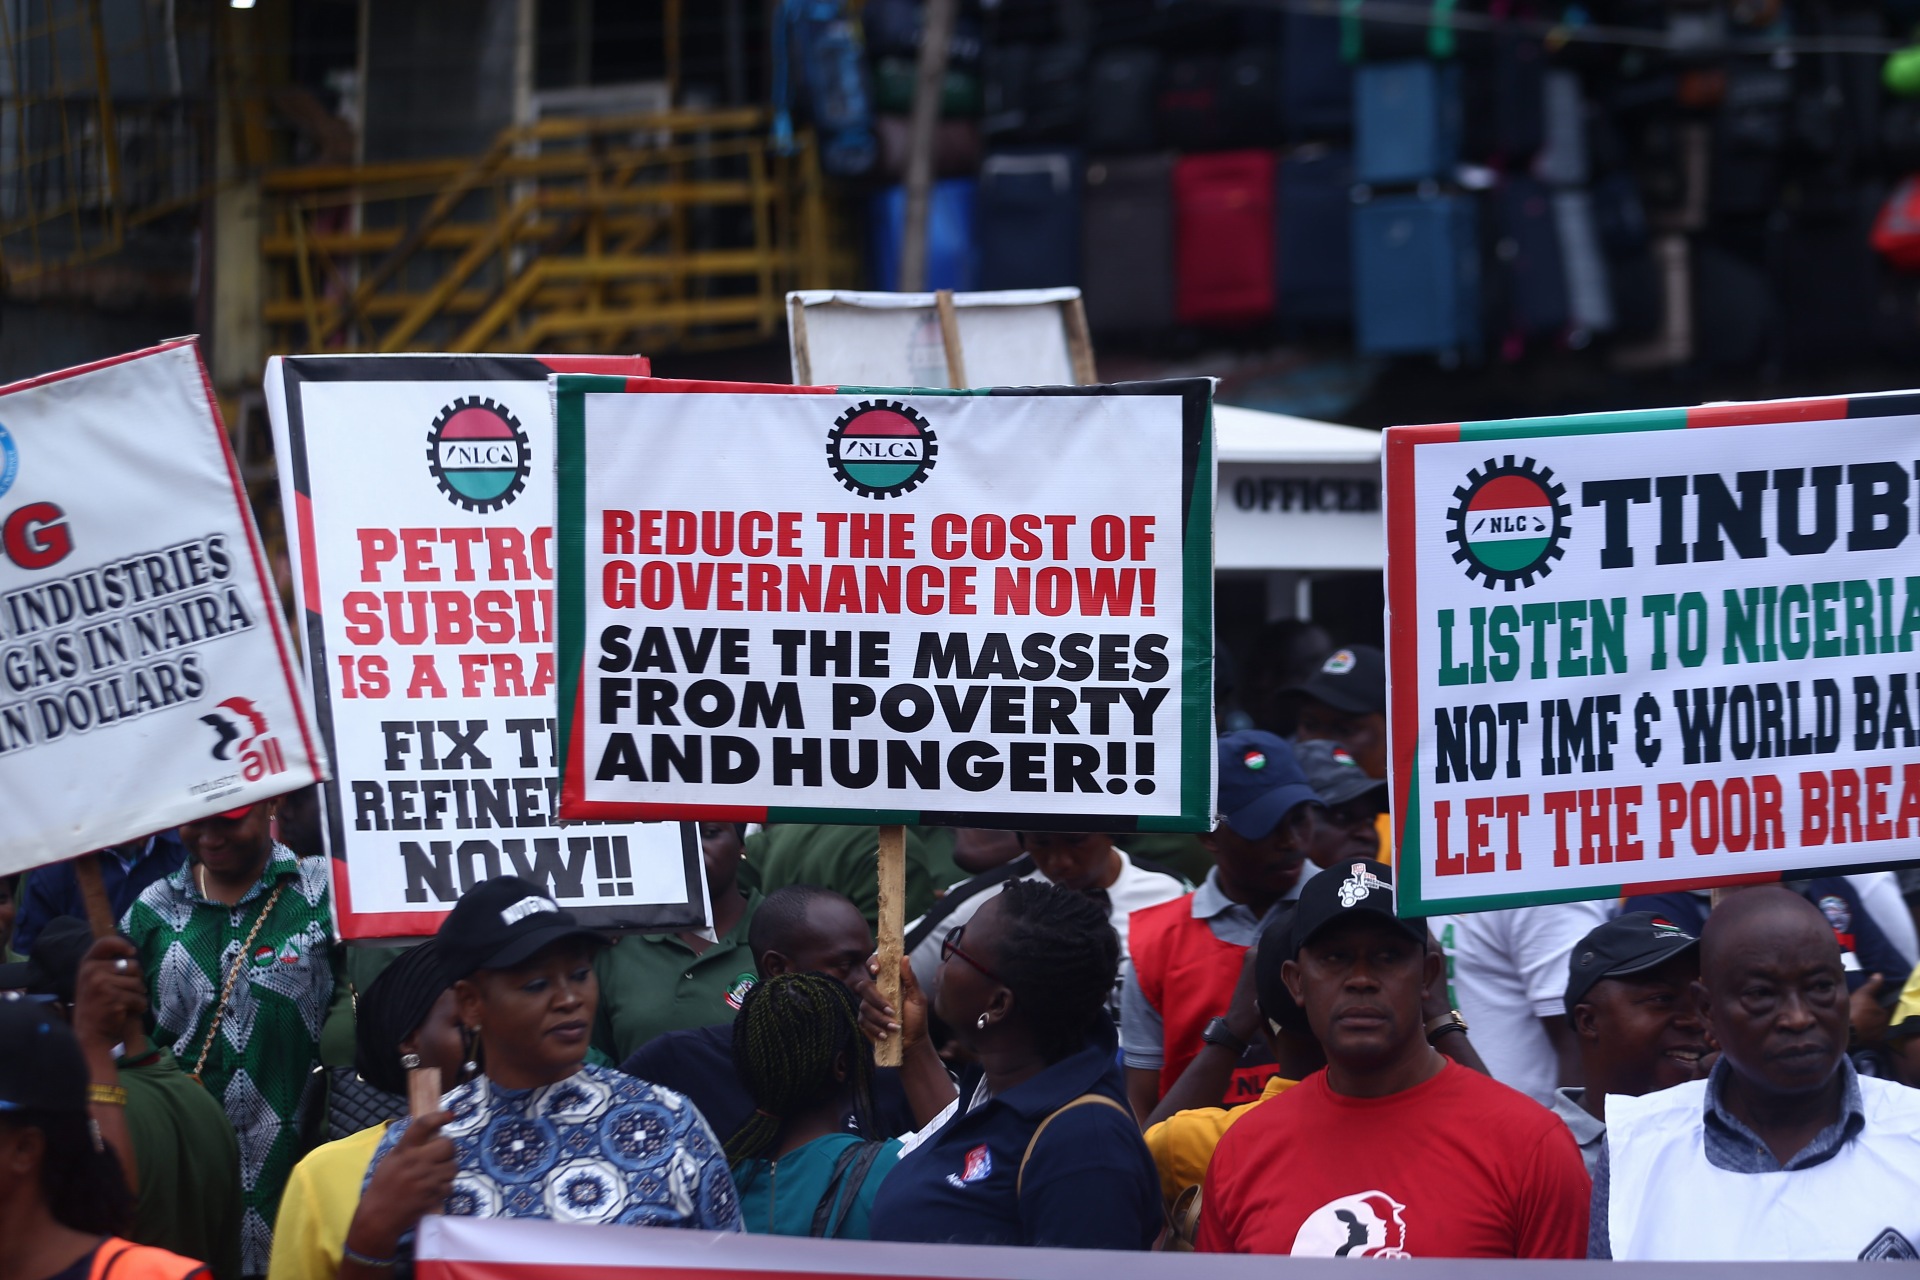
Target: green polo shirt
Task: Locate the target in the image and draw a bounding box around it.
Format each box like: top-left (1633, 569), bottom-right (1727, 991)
top-left (593, 887), bottom-right (764, 1063)
top-left (748, 825), bottom-right (934, 932)
top-left (122, 1043), bottom-right (245, 1280)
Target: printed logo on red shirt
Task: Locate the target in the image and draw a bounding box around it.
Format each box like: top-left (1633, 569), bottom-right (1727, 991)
top-left (1292, 1190), bottom-right (1410, 1258)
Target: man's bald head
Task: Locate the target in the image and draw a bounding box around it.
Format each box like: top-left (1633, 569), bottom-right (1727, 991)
top-left (1696, 886), bottom-right (1848, 1101)
top-left (1699, 887), bottom-right (1841, 978)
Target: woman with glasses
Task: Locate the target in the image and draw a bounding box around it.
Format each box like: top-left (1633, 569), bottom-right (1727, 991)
top-left (867, 879), bottom-right (1160, 1250)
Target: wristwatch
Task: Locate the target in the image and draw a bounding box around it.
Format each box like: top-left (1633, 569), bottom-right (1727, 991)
top-left (1425, 1009), bottom-right (1469, 1045)
top-left (1201, 1016), bottom-right (1248, 1055)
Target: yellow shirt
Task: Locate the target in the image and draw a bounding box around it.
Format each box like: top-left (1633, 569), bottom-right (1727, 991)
top-left (1892, 961), bottom-right (1920, 1033)
top-left (267, 1123), bottom-right (388, 1280)
top-left (1142, 1075), bottom-right (1295, 1214)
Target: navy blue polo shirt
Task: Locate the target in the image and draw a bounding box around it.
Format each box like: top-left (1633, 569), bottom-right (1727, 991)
top-left (620, 1021), bottom-right (918, 1141)
top-left (15, 832), bottom-right (186, 953)
top-left (868, 1017), bottom-right (1159, 1250)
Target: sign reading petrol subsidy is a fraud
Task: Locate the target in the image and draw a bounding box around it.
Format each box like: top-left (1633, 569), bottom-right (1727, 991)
top-left (0, 341), bottom-right (322, 872)
top-left (555, 377), bottom-right (1215, 831)
top-left (267, 356), bottom-right (706, 941)
top-left (1388, 395), bottom-right (1920, 914)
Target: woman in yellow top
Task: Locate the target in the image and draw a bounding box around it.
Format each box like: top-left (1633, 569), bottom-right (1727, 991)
top-left (268, 942), bottom-right (464, 1280)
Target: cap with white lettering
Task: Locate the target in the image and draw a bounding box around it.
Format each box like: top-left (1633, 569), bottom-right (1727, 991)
top-left (436, 876), bottom-right (609, 979)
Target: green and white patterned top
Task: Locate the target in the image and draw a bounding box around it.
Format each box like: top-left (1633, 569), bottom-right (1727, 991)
top-left (122, 844), bottom-right (335, 1276)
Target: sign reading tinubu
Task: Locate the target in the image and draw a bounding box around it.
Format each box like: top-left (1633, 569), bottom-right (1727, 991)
top-left (268, 356), bottom-right (704, 941)
top-left (0, 341), bottom-right (322, 871)
top-left (555, 377), bottom-right (1215, 831)
top-left (1387, 395), bottom-right (1920, 914)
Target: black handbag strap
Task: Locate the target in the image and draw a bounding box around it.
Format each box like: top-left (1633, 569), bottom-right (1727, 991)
top-left (809, 1140), bottom-right (889, 1238)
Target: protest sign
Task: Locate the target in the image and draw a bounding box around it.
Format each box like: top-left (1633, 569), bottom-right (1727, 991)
top-left (787, 288), bottom-right (1096, 388)
top-left (1388, 394), bottom-right (1920, 914)
top-left (267, 355), bottom-right (706, 941)
top-left (0, 340), bottom-right (322, 873)
top-left (553, 376), bottom-right (1214, 831)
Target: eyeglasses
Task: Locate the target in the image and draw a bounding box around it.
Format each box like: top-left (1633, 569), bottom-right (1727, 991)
top-left (940, 924), bottom-right (1006, 986)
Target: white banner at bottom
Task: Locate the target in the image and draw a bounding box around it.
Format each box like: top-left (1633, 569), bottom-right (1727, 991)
top-left (415, 1208), bottom-right (1866, 1277)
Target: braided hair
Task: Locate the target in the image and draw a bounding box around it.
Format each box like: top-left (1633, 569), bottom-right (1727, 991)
top-left (725, 972), bottom-right (874, 1163)
top-left (992, 877), bottom-right (1120, 1062)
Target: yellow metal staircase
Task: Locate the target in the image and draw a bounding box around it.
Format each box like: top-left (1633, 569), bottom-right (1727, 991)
top-left (260, 109), bottom-right (851, 357)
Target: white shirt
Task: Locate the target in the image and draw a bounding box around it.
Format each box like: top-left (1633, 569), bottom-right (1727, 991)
top-left (908, 851), bottom-right (1188, 1010)
top-left (1428, 901), bottom-right (1610, 1106)
top-left (1847, 871), bottom-right (1919, 972)
top-left (1607, 1072), bottom-right (1920, 1261)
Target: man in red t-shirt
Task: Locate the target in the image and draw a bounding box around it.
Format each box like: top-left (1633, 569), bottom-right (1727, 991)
top-left (1197, 858), bottom-right (1590, 1258)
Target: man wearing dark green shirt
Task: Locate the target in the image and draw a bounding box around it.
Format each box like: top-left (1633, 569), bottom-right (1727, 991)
top-left (594, 821), bottom-right (766, 1062)
top-left (748, 824), bottom-right (934, 933)
top-left (19, 916), bottom-right (246, 1280)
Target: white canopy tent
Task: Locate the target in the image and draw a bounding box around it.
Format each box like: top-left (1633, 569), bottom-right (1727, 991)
top-left (1213, 404), bottom-right (1383, 596)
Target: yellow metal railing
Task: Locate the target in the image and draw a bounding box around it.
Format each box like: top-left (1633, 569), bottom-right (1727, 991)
top-left (261, 109), bottom-right (852, 357)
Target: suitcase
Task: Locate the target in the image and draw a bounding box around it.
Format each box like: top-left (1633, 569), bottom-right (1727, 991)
top-left (1352, 191), bottom-right (1481, 358)
top-left (1355, 61), bottom-right (1463, 186)
top-left (1494, 175), bottom-right (1569, 340)
top-left (869, 178), bottom-right (978, 292)
top-left (978, 149), bottom-right (1082, 290)
top-left (1223, 49), bottom-right (1281, 148)
top-left (1711, 67), bottom-right (1790, 217)
top-left (1282, 10), bottom-right (1351, 139)
top-left (1552, 189), bottom-right (1613, 336)
top-left (1084, 48), bottom-right (1161, 154)
top-left (982, 43), bottom-right (1085, 142)
top-left (1614, 233), bottom-right (1692, 370)
top-left (1276, 146), bottom-right (1354, 325)
top-left (875, 115), bottom-right (984, 179)
top-left (1465, 28), bottom-right (1546, 165)
top-left (1775, 213), bottom-right (1884, 369)
top-left (1158, 55), bottom-right (1228, 152)
top-left (1691, 242), bottom-right (1774, 368)
top-left (1174, 150), bottom-right (1277, 325)
top-left (1532, 70), bottom-right (1588, 186)
top-left (1082, 153), bottom-right (1176, 332)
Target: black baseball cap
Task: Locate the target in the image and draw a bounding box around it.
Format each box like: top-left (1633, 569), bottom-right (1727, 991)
top-left (436, 877), bottom-right (608, 980)
top-left (1289, 857), bottom-right (1424, 956)
top-left (0, 998), bottom-right (89, 1112)
top-left (1564, 911), bottom-right (1700, 1016)
top-left (0, 916), bottom-right (93, 1004)
top-left (1217, 731), bottom-right (1321, 840)
top-left (1284, 645), bottom-right (1387, 717)
top-left (1253, 907), bottom-right (1311, 1038)
top-left (1294, 739), bottom-right (1390, 810)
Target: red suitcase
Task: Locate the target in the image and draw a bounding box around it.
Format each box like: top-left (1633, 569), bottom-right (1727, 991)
top-left (1174, 150), bottom-right (1276, 325)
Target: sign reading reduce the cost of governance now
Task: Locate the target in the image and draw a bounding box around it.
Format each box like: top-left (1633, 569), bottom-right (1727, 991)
top-left (0, 340), bottom-right (323, 872)
top-left (553, 376), bottom-right (1215, 831)
top-left (1388, 393), bottom-right (1920, 914)
top-left (267, 356), bottom-right (705, 941)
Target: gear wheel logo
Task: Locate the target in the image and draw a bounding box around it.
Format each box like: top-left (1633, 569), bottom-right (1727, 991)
top-left (826, 400), bottom-right (937, 499)
top-left (427, 397), bottom-right (530, 513)
top-left (1446, 456), bottom-right (1571, 590)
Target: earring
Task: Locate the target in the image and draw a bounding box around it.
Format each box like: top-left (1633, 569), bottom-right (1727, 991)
top-left (460, 1025), bottom-right (482, 1079)
top-left (976, 1014), bottom-right (989, 1030)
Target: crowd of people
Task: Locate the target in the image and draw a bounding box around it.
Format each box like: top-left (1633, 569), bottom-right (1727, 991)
top-left (6, 643), bottom-right (1920, 1274)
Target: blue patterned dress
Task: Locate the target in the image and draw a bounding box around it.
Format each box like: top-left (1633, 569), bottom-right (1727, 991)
top-left (366, 1064), bottom-right (742, 1231)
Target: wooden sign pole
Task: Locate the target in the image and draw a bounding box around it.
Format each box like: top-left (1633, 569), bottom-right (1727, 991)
top-left (874, 824), bottom-right (907, 1068)
top-left (407, 1065), bottom-right (443, 1118)
top-left (934, 289), bottom-right (968, 389)
top-left (73, 857), bottom-right (118, 939)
